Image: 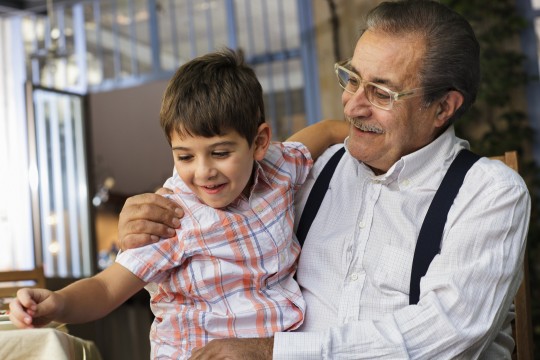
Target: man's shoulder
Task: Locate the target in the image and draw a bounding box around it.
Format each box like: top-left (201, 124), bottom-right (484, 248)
top-left (310, 144), bottom-right (346, 178)
top-left (471, 156), bottom-right (527, 189)
top-left (457, 155), bottom-right (530, 201)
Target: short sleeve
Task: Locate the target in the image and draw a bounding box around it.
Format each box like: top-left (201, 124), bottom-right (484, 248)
top-left (116, 233), bottom-right (186, 284)
top-left (273, 142), bottom-right (313, 189)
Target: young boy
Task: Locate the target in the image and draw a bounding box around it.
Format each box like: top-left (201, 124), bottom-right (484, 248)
top-left (9, 49), bottom-right (348, 359)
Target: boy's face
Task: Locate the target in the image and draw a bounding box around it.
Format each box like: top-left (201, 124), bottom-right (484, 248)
top-left (170, 125), bottom-right (270, 208)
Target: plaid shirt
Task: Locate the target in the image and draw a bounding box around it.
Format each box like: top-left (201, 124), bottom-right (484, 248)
top-left (116, 142), bottom-right (312, 359)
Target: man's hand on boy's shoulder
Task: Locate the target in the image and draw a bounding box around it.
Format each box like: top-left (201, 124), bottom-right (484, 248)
top-left (189, 337), bottom-right (273, 360)
top-left (118, 190), bottom-right (184, 250)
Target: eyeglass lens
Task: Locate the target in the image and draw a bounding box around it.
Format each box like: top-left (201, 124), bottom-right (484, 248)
top-left (336, 67), bottom-right (393, 110)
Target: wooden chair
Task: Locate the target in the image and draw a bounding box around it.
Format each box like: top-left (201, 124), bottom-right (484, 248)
top-left (0, 266), bottom-right (45, 311)
top-left (490, 151), bottom-right (534, 360)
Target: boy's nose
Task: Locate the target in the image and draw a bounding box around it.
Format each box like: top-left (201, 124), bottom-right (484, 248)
top-left (196, 160), bottom-right (218, 180)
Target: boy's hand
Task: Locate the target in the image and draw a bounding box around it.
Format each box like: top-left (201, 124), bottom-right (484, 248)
top-left (9, 288), bottom-right (59, 328)
top-left (118, 190), bottom-right (184, 250)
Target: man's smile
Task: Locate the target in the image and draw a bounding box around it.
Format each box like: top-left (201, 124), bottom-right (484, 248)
top-left (346, 116), bottom-right (384, 134)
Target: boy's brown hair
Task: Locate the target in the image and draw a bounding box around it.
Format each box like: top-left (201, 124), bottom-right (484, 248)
top-left (160, 48), bottom-right (265, 145)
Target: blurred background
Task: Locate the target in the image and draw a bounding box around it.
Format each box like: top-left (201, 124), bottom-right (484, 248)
top-left (0, 0), bottom-right (539, 358)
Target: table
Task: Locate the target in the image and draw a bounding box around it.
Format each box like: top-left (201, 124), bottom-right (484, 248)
top-left (0, 324), bottom-right (102, 360)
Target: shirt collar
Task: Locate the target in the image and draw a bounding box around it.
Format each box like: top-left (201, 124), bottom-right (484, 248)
top-left (397, 126), bottom-right (469, 190)
top-left (230, 160), bottom-right (272, 208)
top-left (345, 126), bottom-right (469, 190)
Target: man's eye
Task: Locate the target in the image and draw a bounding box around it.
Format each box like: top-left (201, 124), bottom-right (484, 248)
top-left (374, 89), bottom-right (390, 99)
top-left (348, 78), bottom-right (360, 87)
top-left (213, 151), bottom-right (230, 158)
top-left (369, 85), bottom-right (391, 100)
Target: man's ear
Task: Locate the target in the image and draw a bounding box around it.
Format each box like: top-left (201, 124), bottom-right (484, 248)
top-left (253, 123), bottom-right (271, 161)
top-left (435, 90), bottom-right (464, 127)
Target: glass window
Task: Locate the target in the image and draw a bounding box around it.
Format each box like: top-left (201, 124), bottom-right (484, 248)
top-left (0, 17), bottom-right (35, 271)
top-left (31, 88), bottom-right (93, 277)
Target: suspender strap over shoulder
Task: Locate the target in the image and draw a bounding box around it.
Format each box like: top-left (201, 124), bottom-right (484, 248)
top-left (296, 147), bottom-right (346, 247)
top-left (294, 146), bottom-right (481, 306)
top-left (409, 149), bottom-right (481, 304)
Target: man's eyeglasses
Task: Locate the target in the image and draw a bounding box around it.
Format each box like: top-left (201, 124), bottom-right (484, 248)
top-left (334, 59), bottom-right (427, 111)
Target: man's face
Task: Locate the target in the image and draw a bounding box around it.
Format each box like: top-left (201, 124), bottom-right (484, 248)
top-left (343, 30), bottom-right (443, 174)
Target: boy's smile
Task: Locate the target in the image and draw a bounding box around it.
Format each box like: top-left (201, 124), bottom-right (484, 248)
top-left (170, 128), bottom-right (267, 209)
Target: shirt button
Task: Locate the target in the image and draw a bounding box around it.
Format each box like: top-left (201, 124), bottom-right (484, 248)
top-left (358, 221), bottom-right (366, 229)
top-left (350, 273), bottom-right (359, 281)
top-left (402, 179), bottom-right (411, 187)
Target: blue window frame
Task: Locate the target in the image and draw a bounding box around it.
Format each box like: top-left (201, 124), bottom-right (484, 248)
top-left (22, 0), bottom-right (321, 140)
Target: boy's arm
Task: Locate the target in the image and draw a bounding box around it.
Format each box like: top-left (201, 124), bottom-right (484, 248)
top-left (286, 119), bottom-right (349, 159)
top-left (12, 263), bottom-right (146, 326)
top-left (54, 263), bottom-right (146, 323)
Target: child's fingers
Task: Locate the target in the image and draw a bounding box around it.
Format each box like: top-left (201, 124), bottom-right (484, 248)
top-left (15, 288), bottom-right (38, 310)
top-left (8, 299), bottom-right (34, 328)
top-left (31, 297), bottom-right (58, 320)
top-left (9, 288), bottom-right (57, 329)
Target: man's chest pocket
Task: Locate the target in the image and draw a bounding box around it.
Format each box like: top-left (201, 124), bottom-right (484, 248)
top-left (372, 244), bottom-right (414, 296)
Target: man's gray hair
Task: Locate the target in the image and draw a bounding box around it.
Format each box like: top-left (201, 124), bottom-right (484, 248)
top-left (365, 0), bottom-right (480, 124)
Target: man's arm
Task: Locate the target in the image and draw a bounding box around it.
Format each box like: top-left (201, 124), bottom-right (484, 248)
top-left (286, 119), bottom-right (349, 159)
top-left (188, 337), bottom-right (273, 360)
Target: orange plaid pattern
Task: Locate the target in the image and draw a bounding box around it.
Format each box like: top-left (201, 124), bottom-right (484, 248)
top-left (117, 142), bottom-right (312, 359)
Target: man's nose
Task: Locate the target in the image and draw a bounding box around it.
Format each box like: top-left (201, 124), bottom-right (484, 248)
top-left (343, 86), bottom-right (371, 117)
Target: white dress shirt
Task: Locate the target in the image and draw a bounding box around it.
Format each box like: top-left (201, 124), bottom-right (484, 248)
top-left (273, 126), bottom-right (530, 359)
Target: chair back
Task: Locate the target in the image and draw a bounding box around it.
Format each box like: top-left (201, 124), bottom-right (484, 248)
top-left (490, 151), bottom-right (533, 360)
top-left (0, 267), bottom-right (45, 311)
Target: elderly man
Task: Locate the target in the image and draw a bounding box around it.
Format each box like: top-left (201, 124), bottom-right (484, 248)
top-left (118, 1), bottom-right (530, 358)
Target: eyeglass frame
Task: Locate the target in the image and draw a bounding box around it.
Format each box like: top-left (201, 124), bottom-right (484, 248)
top-left (334, 59), bottom-right (446, 111)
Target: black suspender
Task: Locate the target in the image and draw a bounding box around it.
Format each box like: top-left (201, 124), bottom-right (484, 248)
top-left (409, 149), bottom-right (481, 304)
top-left (296, 147), bottom-right (346, 247)
top-left (295, 147), bottom-right (481, 305)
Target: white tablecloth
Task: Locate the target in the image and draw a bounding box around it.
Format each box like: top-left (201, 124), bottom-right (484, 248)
top-left (0, 325), bottom-right (102, 360)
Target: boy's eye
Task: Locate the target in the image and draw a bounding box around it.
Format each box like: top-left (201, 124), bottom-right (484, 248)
top-left (212, 151), bottom-right (230, 158)
top-left (176, 154), bottom-right (193, 162)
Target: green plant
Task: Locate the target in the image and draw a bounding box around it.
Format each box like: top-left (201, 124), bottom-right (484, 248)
top-left (441, 0), bottom-right (540, 354)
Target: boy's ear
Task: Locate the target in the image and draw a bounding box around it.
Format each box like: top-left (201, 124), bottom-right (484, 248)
top-left (253, 123), bottom-right (271, 161)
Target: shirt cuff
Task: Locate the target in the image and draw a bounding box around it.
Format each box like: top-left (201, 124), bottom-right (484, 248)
top-left (273, 331), bottom-right (327, 360)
